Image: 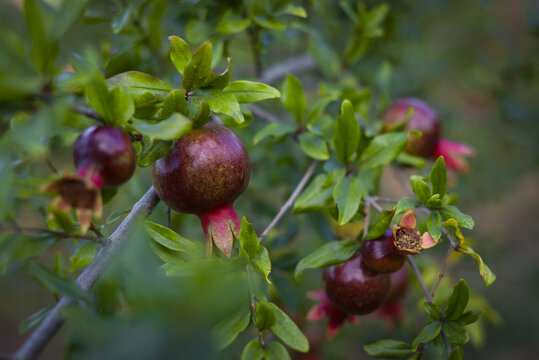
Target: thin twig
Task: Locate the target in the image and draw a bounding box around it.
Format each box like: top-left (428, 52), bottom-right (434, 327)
top-left (89, 223), bottom-right (104, 240)
top-left (0, 225), bottom-right (102, 243)
top-left (13, 187), bottom-right (160, 360)
top-left (248, 25), bottom-right (263, 77)
top-left (166, 207), bottom-right (171, 228)
top-left (431, 242), bottom-right (453, 300)
top-left (406, 255), bottom-right (433, 303)
top-left (258, 161), bottom-right (318, 243)
top-left (256, 54), bottom-right (316, 85)
top-left (245, 104), bottom-right (283, 124)
top-left (71, 104), bottom-right (105, 124)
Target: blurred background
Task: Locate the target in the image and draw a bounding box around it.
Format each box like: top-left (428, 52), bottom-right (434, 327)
top-left (0, 0), bottom-right (537, 359)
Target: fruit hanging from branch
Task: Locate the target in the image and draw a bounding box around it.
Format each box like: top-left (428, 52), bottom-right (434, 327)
top-left (45, 126), bottom-right (136, 233)
top-left (382, 98), bottom-right (475, 172)
top-left (361, 229), bottom-right (406, 274)
top-left (151, 123), bottom-right (250, 257)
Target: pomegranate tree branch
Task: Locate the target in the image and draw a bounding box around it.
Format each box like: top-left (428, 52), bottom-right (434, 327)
top-left (431, 242), bottom-right (453, 300)
top-left (0, 225), bottom-right (102, 243)
top-left (245, 104), bottom-right (283, 124)
top-left (14, 187), bottom-right (160, 360)
top-left (259, 161), bottom-right (318, 243)
top-left (256, 54), bottom-right (315, 85)
top-left (71, 104), bottom-right (105, 124)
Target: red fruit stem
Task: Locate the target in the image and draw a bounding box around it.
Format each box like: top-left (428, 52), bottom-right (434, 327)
top-left (199, 203), bottom-right (241, 257)
top-left (75, 166), bottom-right (104, 188)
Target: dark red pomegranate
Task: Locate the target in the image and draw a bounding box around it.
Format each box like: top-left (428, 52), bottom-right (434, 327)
top-left (361, 230), bottom-right (406, 274)
top-left (381, 98), bottom-right (440, 158)
top-left (73, 126), bottom-right (136, 187)
top-left (323, 253), bottom-right (390, 315)
top-left (151, 123), bottom-right (250, 257)
top-left (45, 126), bottom-right (136, 233)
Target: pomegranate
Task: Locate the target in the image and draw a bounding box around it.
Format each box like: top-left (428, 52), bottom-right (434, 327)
top-left (151, 123), bottom-right (250, 257)
top-left (381, 98), bottom-right (440, 158)
top-left (45, 126), bottom-right (136, 233)
top-left (361, 230), bottom-right (406, 273)
top-left (323, 253), bottom-right (390, 315)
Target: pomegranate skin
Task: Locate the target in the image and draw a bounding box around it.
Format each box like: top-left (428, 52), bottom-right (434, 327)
top-left (323, 253), bottom-right (390, 315)
top-left (151, 123), bottom-right (250, 215)
top-left (361, 230), bottom-right (406, 274)
top-left (385, 267), bottom-right (409, 304)
top-left (381, 98), bottom-right (440, 157)
top-left (73, 126), bottom-right (136, 187)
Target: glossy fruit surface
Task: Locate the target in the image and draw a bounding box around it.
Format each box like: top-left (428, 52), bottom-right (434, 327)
top-left (73, 126), bottom-right (136, 187)
top-left (361, 230), bottom-right (406, 273)
top-left (381, 98), bottom-right (440, 157)
top-left (323, 253), bottom-right (390, 315)
top-left (151, 123), bottom-right (250, 215)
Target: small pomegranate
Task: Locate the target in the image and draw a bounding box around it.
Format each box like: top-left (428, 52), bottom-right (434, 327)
top-left (382, 98), bottom-right (475, 172)
top-left (392, 208), bottom-right (438, 255)
top-left (45, 126), bottom-right (136, 233)
top-left (381, 98), bottom-right (440, 158)
top-left (151, 123), bottom-right (250, 257)
top-left (323, 253), bottom-right (390, 315)
top-left (361, 230), bottom-right (406, 273)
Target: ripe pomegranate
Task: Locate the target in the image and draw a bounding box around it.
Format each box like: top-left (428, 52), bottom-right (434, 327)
top-left (361, 230), bottom-right (406, 273)
top-left (323, 253), bottom-right (390, 315)
top-left (45, 126), bottom-right (136, 233)
top-left (151, 123), bottom-right (250, 257)
top-left (381, 98), bottom-right (440, 158)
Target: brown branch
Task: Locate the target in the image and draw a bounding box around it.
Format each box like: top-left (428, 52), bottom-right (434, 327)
top-left (0, 225), bottom-right (102, 243)
top-left (431, 242), bottom-right (453, 300)
top-left (256, 54), bottom-right (315, 85)
top-left (71, 104), bottom-right (105, 124)
top-left (258, 161), bottom-right (318, 243)
top-left (13, 187), bottom-right (160, 360)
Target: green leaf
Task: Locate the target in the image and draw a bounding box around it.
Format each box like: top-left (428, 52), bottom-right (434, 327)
top-left (363, 339), bottom-right (414, 358)
top-left (264, 341), bottom-right (291, 360)
top-left (448, 345), bottom-right (464, 360)
top-left (445, 279), bottom-right (469, 320)
top-left (107, 71), bottom-right (171, 107)
top-left (26, 261), bottom-right (89, 303)
top-left (238, 217), bottom-right (260, 260)
top-left (255, 301), bottom-right (276, 330)
top-left (132, 113), bottom-right (192, 141)
top-left (190, 88), bottom-right (243, 123)
top-left (241, 340), bottom-right (264, 360)
top-left (212, 307), bottom-right (251, 350)
top-left (444, 220), bottom-right (496, 286)
top-left (252, 246), bottom-right (272, 284)
top-left (70, 242), bottom-right (100, 271)
top-left (253, 123), bottom-right (295, 144)
top-left (412, 321), bottom-right (442, 351)
top-left (395, 152), bottom-right (427, 168)
top-left (410, 175), bottom-right (431, 204)
top-left (145, 221), bottom-right (201, 258)
top-left (298, 132), bottom-right (330, 160)
top-left (424, 302), bottom-right (443, 320)
top-left (155, 90), bottom-right (189, 119)
top-left (182, 41), bottom-right (212, 91)
top-left (444, 321), bottom-right (469, 345)
top-left (281, 74), bottom-right (306, 124)
top-left (222, 104), bottom-right (253, 129)
top-left (359, 133), bottom-right (407, 169)
top-left (276, 4), bottom-right (307, 18)
top-left (109, 86), bottom-right (135, 126)
top-left (252, 15), bottom-right (286, 31)
top-left (333, 99), bottom-right (360, 165)
top-left (267, 302), bottom-right (309, 352)
top-left (365, 208), bottom-right (396, 240)
top-left (24, 0), bottom-right (58, 74)
top-left (133, 137), bottom-right (172, 167)
top-left (425, 194), bottom-right (442, 210)
top-left (333, 176), bottom-right (365, 225)
top-left (395, 198), bottom-right (421, 217)
top-left (19, 306), bottom-right (53, 335)
top-left (112, 7), bottom-right (131, 34)
top-left (426, 211), bottom-right (442, 241)
top-left (431, 156), bottom-right (447, 196)
top-left (217, 10), bottom-right (252, 34)
top-left (439, 205), bottom-right (474, 229)
top-left (457, 308), bottom-right (483, 326)
top-left (294, 240), bottom-right (360, 281)
top-left (293, 174), bottom-right (334, 213)
top-left (224, 81), bottom-right (280, 103)
top-left (169, 36), bottom-right (191, 75)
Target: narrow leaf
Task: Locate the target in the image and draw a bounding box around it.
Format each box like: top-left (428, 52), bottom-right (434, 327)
top-left (238, 217), bottom-right (260, 260)
top-left (265, 341), bottom-right (291, 360)
top-left (333, 176), bottom-right (364, 225)
top-left (364, 339), bottom-right (414, 358)
top-left (169, 36), bottom-right (191, 75)
top-left (182, 41), bottom-right (212, 91)
top-left (359, 133), bottom-right (407, 169)
top-left (412, 321), bottom-right (442, 351)
top-left (298, 132), bottom-right (330, 161)
top-left (267, 302), bottom-right (309, 352)
top-left (431, 156), bottom-right (447, 196)
top-left (281, 74), bottom-right (306, 124)
top-left (253, 123), bottom-right (295, 145)
top-left (426, 211), bottom-right (442, 241)
top-left (70, 242), bottom-right (100, 271)
top-left (333, 99), bottom-right (360, 165)
top-left (212, 307), bottom-right (251, 350)
top-left (26, 261), bottom-right (89, 303)
top-left (439, 205), bottom-right (474, 229)
top-left (365, 208), bottom-right (396, 240)
top-left (224, 81), bottom-right (280, 103)
top-left (132, 113), bottom-right (192, 141)
top-left (294, 240), bottom-right (360, 281)
top-left (241, 339), bottom-right (264, 360)
top-left (19, 306), bottom-right (53, 334)
top-left (445, 279), bottom-right (469, 320)
top-left (145, 221), bottom-right (201, 258)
